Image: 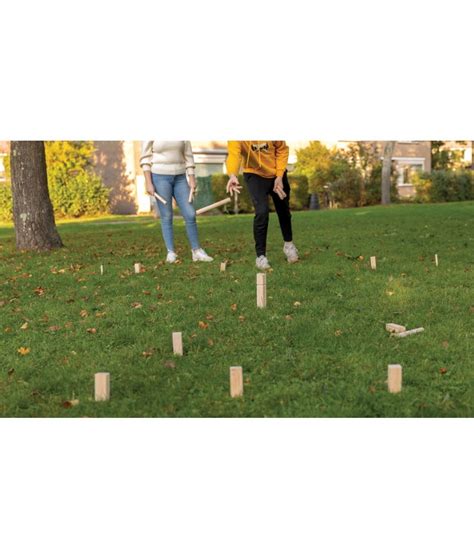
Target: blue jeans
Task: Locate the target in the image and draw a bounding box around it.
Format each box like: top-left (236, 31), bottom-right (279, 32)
top-left (151, 173), bottom-right (200, 251)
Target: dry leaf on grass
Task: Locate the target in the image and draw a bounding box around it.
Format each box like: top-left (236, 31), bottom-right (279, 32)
top-left (86, 328), bottom-right (97, 334)
top-left (293, 301), bottom-right (301, 307)
top-left (20, 322), bottom-right (29, 330)
top-left (198, 321), bottom-right (209, 329)
top-left (17, 347), bottom-right (30, 355)
top-left (230, 303), bottom-right (237, 311)
top-left (131, 302), bottom-right (143, 309)
top-left (80, 310), bottom-right (88, 318)
top-left (34, 287), bottom-right (45, 296)
top-left (62, 399), bottom-right (80, 408)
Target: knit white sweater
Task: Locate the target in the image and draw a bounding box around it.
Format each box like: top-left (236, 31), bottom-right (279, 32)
top-left (140, 141), bottom-right (195, 175)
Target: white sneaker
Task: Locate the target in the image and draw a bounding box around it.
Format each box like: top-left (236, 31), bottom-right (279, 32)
top-left (192, 248), bottom-right (214, 262)
top-left (256, 255), bottom-right (271, 270)
top-left (166, 251), bottom-right (178, 263)
top-left (283, 242), bottom-right (299, 263)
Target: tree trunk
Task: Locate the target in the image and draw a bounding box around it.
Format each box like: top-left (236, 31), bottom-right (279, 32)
top-left (381, 141), bottom-right (396, 205)
top-left (10, 141), bottom-right (63, 250)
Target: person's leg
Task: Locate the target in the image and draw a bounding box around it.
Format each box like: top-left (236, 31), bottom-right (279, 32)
top-left (244, 173), bottom-right (273, 257)
top-left (172, 173), bottom-right (200, 250)
top-left (269, 171), bottom-right (293, 242)
top-left (151, 173), bottom-right (175, 252)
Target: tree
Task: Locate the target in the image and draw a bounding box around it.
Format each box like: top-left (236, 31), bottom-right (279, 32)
top-left (381, 141), bottom-right (396, 205)
top-left (431, 141), bottom-right (467, 170)
top-left (10, 141), bottom-right (63, 251)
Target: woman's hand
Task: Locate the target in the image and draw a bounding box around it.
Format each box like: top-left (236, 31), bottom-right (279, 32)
top-left (273, 176), bottom-right (286, 200)
top-left (144, 170), bottom-right (155, 196)
top-left (226, 174), bottom-right (242, 195)
top-left (188, 174), bottom-right (196, 202)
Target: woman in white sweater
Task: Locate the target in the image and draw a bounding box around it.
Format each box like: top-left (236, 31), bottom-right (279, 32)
top-left (140, 141), bottom-right (213, 263)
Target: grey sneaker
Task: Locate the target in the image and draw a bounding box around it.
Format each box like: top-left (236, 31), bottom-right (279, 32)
top-left (283, 242), bottom-right (299, 263)
top-left (256, 255), bottom-right (271, 270)
top-left (166, 251), bottom-right (178, 263)
top-left (192, 248), bottom-right (214, 262)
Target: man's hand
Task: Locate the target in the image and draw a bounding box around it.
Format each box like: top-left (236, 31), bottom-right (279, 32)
top-left (273, 176), bottom-right (287, 200)
top-left (226, 174), bottom-right (242, 195)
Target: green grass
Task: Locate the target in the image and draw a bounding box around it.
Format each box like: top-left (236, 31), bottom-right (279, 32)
top-left (1, 202), bottom-right (473, 417)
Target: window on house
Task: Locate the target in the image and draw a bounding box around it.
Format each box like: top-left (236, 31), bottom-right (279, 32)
top-left (0, 155), bottom-right (6, 182)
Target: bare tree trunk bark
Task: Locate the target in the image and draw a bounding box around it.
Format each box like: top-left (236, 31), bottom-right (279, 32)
top-left (381, 141), bottom-right (396, 205)
top-left (10, 141), bottom-right (63, 251)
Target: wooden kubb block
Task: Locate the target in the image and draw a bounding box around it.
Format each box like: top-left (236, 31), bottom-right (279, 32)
top-left (370, 256), bottom-right (377, 270)
top-left (256, 273), bottom-right (266, 308)
top-left (134, 263), bottom-right (142, 274)
top-left (230, 366), bottom-right (243, 398)
top-left (172, 332), bottom-right (183, 356)
top-left (387, 364), bottom-right (402, 393)
top-left (95, 372), bottom-right (110, 401)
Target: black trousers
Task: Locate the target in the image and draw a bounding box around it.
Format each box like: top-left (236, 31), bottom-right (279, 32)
top-left (244, 171), bottom-right (293, 257)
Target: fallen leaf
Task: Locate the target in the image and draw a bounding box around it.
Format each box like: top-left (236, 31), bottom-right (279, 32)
top-left (62, 399), bottom-right (80, 408)
top-left (80, 309), bottom-right (89, 318)
top-left (207, 339), bottom-right (214, 347)
top-left (285, 315), bottom-right (293, 320)
top-left (293, 301), bottom-right (301, 307)
top-left (20, 322), bottom-right (29, 330)
top-left (48, 325), bottom-right (61, 332)
top-left (131, 302), bottom-right (143, 309)
top-left (34, 287), bottom-right (45, 296)
top-left (142, 290), bottom-right (151, 296)
top-left (4, 327), bottom-right (12, 333)
top-left (142, 350), bottom-right (154, 358)
top-left (17, 347), bottom-right (30, 355)
top-left (238, 315), bottom-right (245, 322)
top-left (86, 328), bottom-right (97, 334)
top-left (95, 311), bottom-right (106, 318)
top-left (64, 322), bottom-right (74, 329)
top-left (230, 304), bottom-right (237, 312)
top-left (198, 321), bottom-right (209, 329)
top-left (335, 329), bottom-right (343, 336)
top-left (440, 367), bottom-right (448, 375)
top-left (206, 314), bottom-right (214, 320)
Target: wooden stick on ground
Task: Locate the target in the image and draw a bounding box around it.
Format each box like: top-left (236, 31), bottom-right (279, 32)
top-left (195, 197), bottom-right (232, 216)
top-left (230, 366), bottom-right (243, 397)
top-left (387, 364), bottom-right (402, 393)
top-left (392, 327), bottom-right (424, 338)
top-left (95, 372), bottom-right (110, 401)
top-left (385, 323), bottom-right (406, 333)
top-left (435, 254), bottom-right (439, 267)
top-left (257, 273), bottom-right (267, 308)
top-left (172, 332), bottom-right (183, 356)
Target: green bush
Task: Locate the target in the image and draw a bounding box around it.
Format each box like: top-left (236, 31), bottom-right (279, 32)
top-left (287, 174), bottom-right (309, 210)
top-left (48, 168), bottom-right (110, 218)
top-left (0, 183), bottom-right (13, 221)
top-left (414, 170), bottom-right (474, 203)
top-left (330, 168), bottom-right (364, 208)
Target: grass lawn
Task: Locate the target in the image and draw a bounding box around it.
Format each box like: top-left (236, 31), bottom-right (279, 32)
top-left (0, 202), bottom-right (473, 417)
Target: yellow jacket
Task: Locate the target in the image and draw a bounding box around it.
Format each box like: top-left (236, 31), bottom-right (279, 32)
top-left (226, 141), bottom-right (289, 178)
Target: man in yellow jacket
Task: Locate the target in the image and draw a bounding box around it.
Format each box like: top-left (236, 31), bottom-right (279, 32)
top-left (226, 141), bottom-right (299, 270)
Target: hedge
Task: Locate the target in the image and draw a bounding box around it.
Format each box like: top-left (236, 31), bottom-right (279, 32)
top-left (414, 170), bottom-right (474, 203)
